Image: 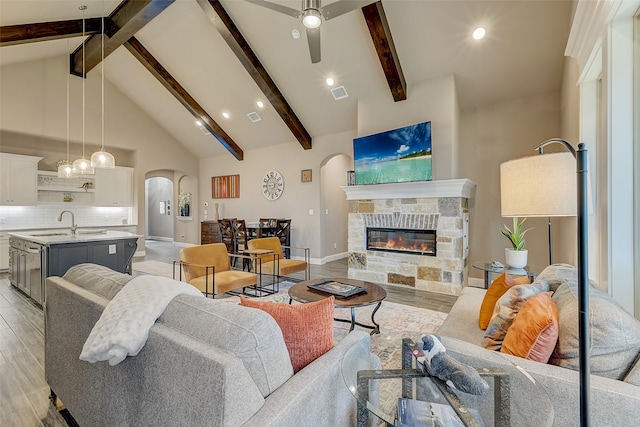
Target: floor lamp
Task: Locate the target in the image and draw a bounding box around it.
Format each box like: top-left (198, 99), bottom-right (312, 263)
top-left (500, 139), bottom-right (590, 426)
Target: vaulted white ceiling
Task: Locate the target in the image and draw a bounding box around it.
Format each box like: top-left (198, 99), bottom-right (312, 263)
top-left (0, 0), bottom-right (573, 159)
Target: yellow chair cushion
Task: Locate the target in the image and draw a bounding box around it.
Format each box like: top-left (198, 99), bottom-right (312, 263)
top-left (248, 237), bottom-right (306, 277)
top-left (179, 243), bottom-right (257, 295)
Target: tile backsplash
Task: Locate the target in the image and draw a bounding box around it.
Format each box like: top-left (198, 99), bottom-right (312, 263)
top-left (0, 205), bottom-right (134, 230)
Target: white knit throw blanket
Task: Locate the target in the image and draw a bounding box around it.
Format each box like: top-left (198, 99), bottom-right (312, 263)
top-left (80, 275), bottom-right (203, 366)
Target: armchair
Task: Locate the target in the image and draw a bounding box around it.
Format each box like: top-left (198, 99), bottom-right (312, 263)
top-left (247, 237), bottom-right (310, 284)
top-left (175, 243), bottom-right (257, 297)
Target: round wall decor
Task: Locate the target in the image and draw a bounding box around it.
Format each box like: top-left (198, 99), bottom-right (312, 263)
top-left (262, 170), bottom-right (284, 200)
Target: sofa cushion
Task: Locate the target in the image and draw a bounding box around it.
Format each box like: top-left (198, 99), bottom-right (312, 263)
top-left (63, 263), bottom-right (133, 300)
top-left (551, 282), bottom-right (640, 380)
top-left (483, 280), bottom-right (549, 351)
top-left (241, 296), bottom-right (334, 373)
top-left (478, 273), bottom-right (530, 330)
top-left (157, 295), bottom-right (294, 397)
top-left (624, 354), bottom-right (640, 386)
top-left (501, 292), bottom-right (559, 363)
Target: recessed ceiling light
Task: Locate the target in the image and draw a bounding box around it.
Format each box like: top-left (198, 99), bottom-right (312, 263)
top-left (195, 120), bottom-right (202, 127)
top-left (256, 101), bottom-right (264, 109)
top-left (291, 29), bottom-right (301, 39)
top-left (222, 112), bottom-right (230, 119)
top-left (472, 27), bottom-right (486, 40)
top-left (325, 77), bottom-right (335, 86)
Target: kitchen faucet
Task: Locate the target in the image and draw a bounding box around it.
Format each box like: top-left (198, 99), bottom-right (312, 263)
top-left (57, 210), bottom-right (77, 235)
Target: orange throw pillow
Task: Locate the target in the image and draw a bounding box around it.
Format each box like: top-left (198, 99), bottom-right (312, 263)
top-left (478, 273), bottom-right (530, 330)
top-left (240, 296), bottom-right (335, 373)
top-left (501, 292), bottom-right (559, 363)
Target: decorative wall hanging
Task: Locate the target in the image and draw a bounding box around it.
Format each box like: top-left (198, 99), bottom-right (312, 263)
top-left (212, 175), bottom-right (240, 198)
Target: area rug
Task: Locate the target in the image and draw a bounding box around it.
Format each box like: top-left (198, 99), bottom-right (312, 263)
top-left (133, 260), bottom-right (181, 278)
top-left (132, 261), bottom-right (448, 340)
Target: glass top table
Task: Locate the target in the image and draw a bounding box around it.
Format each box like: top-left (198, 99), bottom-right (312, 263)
top-left (342, 332), bottom-right (553, 426)
top-left (471, 261), bottom-right (544, 288)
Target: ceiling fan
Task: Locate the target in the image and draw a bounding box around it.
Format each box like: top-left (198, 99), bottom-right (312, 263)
top-left (245, 0), bottom-right (377, 63)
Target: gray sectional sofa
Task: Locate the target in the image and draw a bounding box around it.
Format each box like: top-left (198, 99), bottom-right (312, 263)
top-left (438, 264), bottom-right (640, 426)
top-left (44, 263), bottom-right (374, 427)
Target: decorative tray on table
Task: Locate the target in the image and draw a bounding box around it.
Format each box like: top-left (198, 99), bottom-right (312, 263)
top-left (307, 280), bottom-right (367, 298)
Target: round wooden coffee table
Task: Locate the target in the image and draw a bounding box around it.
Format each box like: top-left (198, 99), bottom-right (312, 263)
top-left (288, 278), bottom-right (387, 335)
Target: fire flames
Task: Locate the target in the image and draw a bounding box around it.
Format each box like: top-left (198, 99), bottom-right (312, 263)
top-left (384, 238), bottom-right (429, 252)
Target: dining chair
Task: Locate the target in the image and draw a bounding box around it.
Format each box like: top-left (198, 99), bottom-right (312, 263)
top-left (274, 219), bottom-right (291, 258)
top-left (258, 218), bottom-right (274, 238)
top-left (176, 243), bottom-right (258, 297)
top-left (218, 218), bottom-right (235, 253)
top-left (247, 237), bottom-right (309, 284)
top-left (231, 219), bottom-right (250, 267)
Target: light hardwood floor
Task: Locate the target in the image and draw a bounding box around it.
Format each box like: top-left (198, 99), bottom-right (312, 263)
top-left (0, 240), bottom-right (456, 426)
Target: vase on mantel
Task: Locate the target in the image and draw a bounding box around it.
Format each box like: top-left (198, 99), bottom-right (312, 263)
top-left (505, 248), bottom-right (528, 269)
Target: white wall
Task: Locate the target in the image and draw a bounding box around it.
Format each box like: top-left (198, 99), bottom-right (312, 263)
top-left (320, 154), bottom-right (351, 260)
top-left (460, 91), bottom-right (563, 277)
top-left (357, 75), bottom-right (459, 179)
top-left (199, 130), bottom-right (355, 262)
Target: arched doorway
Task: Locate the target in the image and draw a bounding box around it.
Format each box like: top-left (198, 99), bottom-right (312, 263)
top-left (145, 176), bottom-right (174, 241)
top-left (319, 153), bottom-right (352, 262)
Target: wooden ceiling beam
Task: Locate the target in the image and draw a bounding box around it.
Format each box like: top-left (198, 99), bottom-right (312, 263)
top-left (0, 18), bottom-right (106, 46)
top-left (124, 37), bottom-right (244, 160)
top-left (71, 0), bottom-right (174, 77)
top-left (196, 0), bottom-right (312, 150)
top-left (362, 2), bottom-right (407, 102)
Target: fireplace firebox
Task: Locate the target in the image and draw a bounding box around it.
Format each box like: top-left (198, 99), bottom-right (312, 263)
top-left (366, 228), bottom-right (436, 256)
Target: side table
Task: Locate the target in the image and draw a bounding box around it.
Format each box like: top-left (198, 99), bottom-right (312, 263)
top-left (238, 248), bottom-right (277, 295)
top-left (472, 261), bottom-right (543, 288)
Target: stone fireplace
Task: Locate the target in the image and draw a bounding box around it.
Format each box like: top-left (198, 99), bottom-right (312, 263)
top-left (342, 179), bottom-right (475, 296)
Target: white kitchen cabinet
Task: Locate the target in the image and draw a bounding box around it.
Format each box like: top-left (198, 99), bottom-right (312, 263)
top-left (0, 232), bottom-right (8, 271)
top-left (94, 167), bottom-right (133, 207)
top-left (0, 153), bottom-right (42, 205)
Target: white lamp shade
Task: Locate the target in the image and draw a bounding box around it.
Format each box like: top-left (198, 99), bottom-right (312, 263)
top-left (91, 150), bottom-right (115, 168)
top-left (500, 152), bottom-right (576, 217)
top-left (72, 157), bottom-right (95, 175)
top-left (57, 161), bottom-right (76, 178)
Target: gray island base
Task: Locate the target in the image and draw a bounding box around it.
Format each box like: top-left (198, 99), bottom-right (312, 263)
top-left (8, 230), bottom-right (139, 306)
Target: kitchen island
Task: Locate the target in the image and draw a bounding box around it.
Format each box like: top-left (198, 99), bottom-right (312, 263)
top-left (8, 230), bottom-right (139, 306)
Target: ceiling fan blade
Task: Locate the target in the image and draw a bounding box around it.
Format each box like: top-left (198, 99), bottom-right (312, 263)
top-left (320, 0), bottom-right (378, 21)
top-left (306, 27), bottom-right (321, 63)
top-left (244, 0), bottom-right (301, 19)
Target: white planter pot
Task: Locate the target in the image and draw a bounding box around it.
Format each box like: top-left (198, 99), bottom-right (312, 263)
top-left (505, 248), bottom-right (528, 269)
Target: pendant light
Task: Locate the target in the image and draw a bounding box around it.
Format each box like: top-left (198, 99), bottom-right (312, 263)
top-left (58, 39), bottom-right (76, 178)
top-left (72, 5), bottom-right (95, 175)
top-left (91, 1), bottom-right (115, 169)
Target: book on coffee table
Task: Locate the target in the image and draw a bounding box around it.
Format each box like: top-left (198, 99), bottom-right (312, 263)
top-left (307, 280), bottom-right (367, 298)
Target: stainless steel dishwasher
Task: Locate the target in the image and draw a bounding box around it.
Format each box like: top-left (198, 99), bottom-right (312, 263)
top-left (9, 238), bottom-right (45, 305)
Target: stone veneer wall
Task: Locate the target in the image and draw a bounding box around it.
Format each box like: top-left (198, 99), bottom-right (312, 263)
top-left (347, 197), bottom-right (469, 295)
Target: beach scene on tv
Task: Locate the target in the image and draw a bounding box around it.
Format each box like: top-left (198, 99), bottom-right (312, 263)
top-left (353, 121), bottom-right (432, 185)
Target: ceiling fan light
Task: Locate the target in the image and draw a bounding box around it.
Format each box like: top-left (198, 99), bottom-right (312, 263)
top-left (91, 150), bottom-right (115, 168)
top-left (301, 9), bottom-right (321, 29)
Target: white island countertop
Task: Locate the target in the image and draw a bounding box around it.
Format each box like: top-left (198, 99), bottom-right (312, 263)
top-left (8, 230), bottom-right (141, 246)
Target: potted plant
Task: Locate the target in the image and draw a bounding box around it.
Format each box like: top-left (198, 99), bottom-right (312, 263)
top-left (500, 217), bottom-right (532, 268)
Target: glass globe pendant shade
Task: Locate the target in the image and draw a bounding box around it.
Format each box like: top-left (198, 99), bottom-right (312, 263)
top-left (91, 150), bottom-right (115, 168)
top-left (57, 160), bottom-right (76, 178)
top-left (72, 157), bottom-right (95, 175)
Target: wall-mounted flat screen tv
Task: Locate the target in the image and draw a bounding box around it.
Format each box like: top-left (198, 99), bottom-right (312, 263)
top-left (353, 120), bottom-right (432, 185)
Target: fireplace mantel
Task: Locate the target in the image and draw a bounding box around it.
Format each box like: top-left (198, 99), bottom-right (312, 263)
top-left (341, 179), bottom-right (476, 200)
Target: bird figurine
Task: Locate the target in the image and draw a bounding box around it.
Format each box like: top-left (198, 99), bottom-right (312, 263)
top-left (417, 334), bottom-right (489, 396)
